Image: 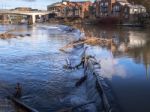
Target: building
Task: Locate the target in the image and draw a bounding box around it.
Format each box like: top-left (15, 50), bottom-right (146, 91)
top-left (95, 0), bottom-right (147, 24)
top-left (47, 0), bottom-right (147, 24)
top-left (64, 2), bottom-right (82, 18)
top-left (123, 4), bottom-right (146, 22)
top-left (47, 0), bottom-right (92, 18)
top-left (112, 0), bottom-right (129, 17)
top-left (95, 0), bottom-right (116, 17)
top-left (76, 1), bottom-right (92, 18)
top-left (47, 2), bottom-right (66, 17)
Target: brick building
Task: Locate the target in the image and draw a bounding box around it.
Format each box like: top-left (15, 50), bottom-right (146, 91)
top-left (47, 0), bottom-right (92, 18)
top-left (95, 0), bottom-right (116, 17)
top-left (94, 0), bottom-right (147, 23)
top-left (47, 2), bottom-right (66, 17)
top-left (123, 4), bottom-right (146, 22)
top-left (111, 0), bottom-right (129, 23)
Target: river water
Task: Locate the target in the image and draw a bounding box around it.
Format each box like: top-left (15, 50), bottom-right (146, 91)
top-left (0, 24), bottom-right (86, 112)
top-left (0, 24), bottom-right (150, 112)
top-left (75, 25), bottom-right (150, 112)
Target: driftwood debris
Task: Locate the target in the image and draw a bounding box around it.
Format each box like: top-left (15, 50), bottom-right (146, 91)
top-left (60, 37), bottom-right (112, 51)
top-left (75, 75), bottom-right (87, 87)
top-left (0, 33), bottom-right (16, 39)
top-left (0, 28), bottom-right (30, 39)
top-left (10, 96), bottom-right (39, 112)
top-left (60, 39), bottom-right (85, 51)
top-left (0, 29), bottom-right (17, 39)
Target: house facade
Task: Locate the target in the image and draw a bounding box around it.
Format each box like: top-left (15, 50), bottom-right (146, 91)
top-left (47, 0), bottom-right (92, 18)
top-left (112, 1), bottom-right (129, 18)
top-left (47, 0), bottom-right (147, 23)
top-left (123, 4), bottom-right (147, 22)
top-left (47, 2), bottom-right (66, 17)
top-left (77, 1), bottom-right (92, 18)
top-left (94, 0), bottom-right (147, 23)
top-left (95, 0), bottom-right (116, 17)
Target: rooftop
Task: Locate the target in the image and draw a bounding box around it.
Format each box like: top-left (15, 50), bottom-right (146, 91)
top-left (47, 1), bottom-right (92, 8)
top-left (126, 4), bottom-right (146, 9)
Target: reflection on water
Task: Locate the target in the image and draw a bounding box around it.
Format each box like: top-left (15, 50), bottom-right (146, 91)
top-left (74, 24), bottom-right (150, 112)
top-left (75, 24), bottom-right (150, 73)
top-left (0, 24), bottom-right (150, 112)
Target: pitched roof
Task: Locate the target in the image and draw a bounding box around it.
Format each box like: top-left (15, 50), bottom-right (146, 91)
top-left (126, 4), bottom-right (146, 9)
top-left (48, 1), bottom-right (91, 8)
top-left (47, 2), bottom-right (63, 8)
top-left (116, 1), bottom-right (130, 6)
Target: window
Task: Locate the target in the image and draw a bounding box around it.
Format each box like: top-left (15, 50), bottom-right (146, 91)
top-left (101, 3), bottom-right (104, 6)
top-left (124, 8), bottom-right (127, 13)
top-left (142, 8), bottom-right (146, 12)
top-left (125, 14), bottom-right (128, 18)
top-left (134, 8), bottom-right (138, 13)
top-left (105, 2), bottom-right (108, 6)
top-left (115, 6), bottom-right (120, 12)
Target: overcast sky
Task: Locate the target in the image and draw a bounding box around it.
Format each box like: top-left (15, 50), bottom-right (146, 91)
top-left (0, 0), bottom-right (93, 10)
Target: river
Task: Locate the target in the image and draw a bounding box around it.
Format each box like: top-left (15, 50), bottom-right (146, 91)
top-left (0, 24), bottom-right (150, 112)
top-left (75, 24), bottom-right (150, 112)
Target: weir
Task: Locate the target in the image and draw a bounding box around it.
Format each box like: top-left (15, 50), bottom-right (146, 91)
top-left (59, 25), bottom-right (118, 112)
top-left (83, 56), bottom-right (118, 112)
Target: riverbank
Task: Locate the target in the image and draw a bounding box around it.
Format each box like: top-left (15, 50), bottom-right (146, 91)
top-left (47, 17), bottom-right (150, 28)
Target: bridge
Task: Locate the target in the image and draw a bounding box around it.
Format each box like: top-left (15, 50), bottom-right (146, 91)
top-left (0, 10), bottom-right (53, 24)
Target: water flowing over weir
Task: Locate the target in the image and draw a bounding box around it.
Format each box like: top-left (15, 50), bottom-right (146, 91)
top-left (55, 28), bottom-right (118, 112)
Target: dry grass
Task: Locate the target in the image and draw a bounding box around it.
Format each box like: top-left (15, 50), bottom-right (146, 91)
top-left (60, 37), bottom-right (112, 51)
top-left (0, 29), bottom-right (17, 39)
top-left (0, 33), bottom-right (16, 39)
top-left (0, 28), bottom-right (28, 39)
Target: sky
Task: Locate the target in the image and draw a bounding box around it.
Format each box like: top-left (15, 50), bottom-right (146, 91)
top-left (0, 0), bottom-right (93, 10)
